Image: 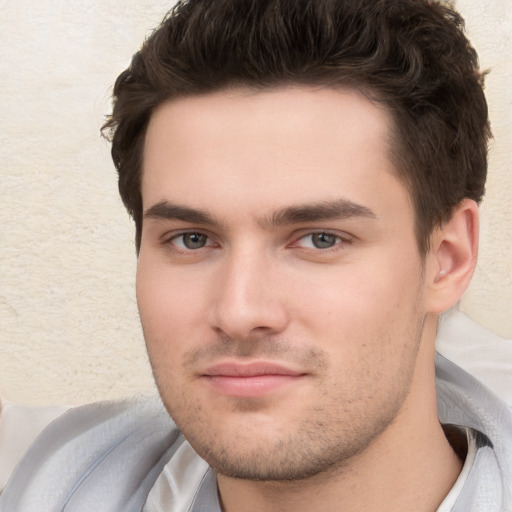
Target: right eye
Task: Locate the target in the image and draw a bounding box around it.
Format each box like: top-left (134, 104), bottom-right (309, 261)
top-left (169, 232), bottom-right (212, 250)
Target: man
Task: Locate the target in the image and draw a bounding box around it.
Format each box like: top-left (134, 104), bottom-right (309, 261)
top-left (1, 0), bottom-right (510, 510)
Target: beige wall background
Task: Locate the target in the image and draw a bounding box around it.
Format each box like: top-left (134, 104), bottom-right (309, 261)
top-left (1, 0), bottom-right (511, 406)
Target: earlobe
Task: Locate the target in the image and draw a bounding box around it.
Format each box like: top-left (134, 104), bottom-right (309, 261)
top-left (425, 199), bottom-right (479, 313)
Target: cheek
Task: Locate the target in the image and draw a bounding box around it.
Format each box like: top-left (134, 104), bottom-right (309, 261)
top-left (293, 255), bottom-right (424, 348)
top-left (137, 253), bottom-right (210, 317)
top-left (136, 260), bottom-right (211, 362)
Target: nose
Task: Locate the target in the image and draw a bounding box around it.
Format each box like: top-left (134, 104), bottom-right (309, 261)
top-left (209, 249), bottom-right (289, 340)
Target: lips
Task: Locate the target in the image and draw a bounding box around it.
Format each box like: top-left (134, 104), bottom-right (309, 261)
top-left (201, 361), bottom-right (306, 398)
top-left (204, 361), bottom-right (304, 377)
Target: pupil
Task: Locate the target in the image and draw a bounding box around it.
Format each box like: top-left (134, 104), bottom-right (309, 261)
top-left (313, 233), bottom-right (336, 248)
top-left (184, 233), bottom-right (206, 249)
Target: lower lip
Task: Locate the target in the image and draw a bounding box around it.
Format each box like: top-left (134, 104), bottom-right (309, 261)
top-left (204, 374), bottom-right (303, 398)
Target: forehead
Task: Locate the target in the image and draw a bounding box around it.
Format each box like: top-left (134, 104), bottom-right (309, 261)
top-left (141, 86), bottom-right (411, 220)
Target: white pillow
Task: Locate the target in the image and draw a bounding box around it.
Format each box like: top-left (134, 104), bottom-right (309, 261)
top-left (437, 309), bottom-right (512, 406)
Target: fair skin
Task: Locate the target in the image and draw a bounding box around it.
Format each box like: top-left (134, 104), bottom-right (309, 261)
top-left (137, 87), bottom-right (478, 512)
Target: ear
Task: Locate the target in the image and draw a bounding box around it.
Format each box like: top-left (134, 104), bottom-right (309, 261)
top-left (425, 199), bottom-right (479, 314)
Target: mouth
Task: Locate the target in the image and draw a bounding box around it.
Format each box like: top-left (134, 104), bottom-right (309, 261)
top-left (201, 361), bottom-right (307, 398)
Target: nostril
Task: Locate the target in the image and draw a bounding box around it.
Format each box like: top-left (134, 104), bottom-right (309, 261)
top-left (210, 300), bottom-right (289, 342)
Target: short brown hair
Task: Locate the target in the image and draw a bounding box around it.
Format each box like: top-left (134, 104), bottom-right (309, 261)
top-left (103, 0), bottom-right (490, 254)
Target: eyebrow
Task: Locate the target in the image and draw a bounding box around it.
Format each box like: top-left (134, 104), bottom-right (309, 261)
top-left (263, 199), bottom-right (376, 228)
top-left (144, 202), bottom-right (221, 227)
top-left (143, 198), bottom-right (376, 228)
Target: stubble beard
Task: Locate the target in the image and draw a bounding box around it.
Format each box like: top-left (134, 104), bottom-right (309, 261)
top-left (178, 396), bottom-right (402, 482)
top-left (146, 317), bottom-right (425, 483)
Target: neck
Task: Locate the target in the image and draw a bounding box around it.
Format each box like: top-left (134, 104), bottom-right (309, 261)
top-left (217, 321), bottom-right (462, 512)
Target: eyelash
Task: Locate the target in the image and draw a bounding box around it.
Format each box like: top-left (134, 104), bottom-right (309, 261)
top-left (292, 231), bottom-right (350, 250)
top-left (297, 231), bottom-right (344, 249)
top-left (164, 231), bottom-right (216, 251)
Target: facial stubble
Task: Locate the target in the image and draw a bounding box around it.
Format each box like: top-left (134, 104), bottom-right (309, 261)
top-left (144, 319), bottom-right (425, 483)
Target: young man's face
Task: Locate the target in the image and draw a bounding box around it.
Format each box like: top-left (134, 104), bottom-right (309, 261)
top-left (137, 87), bottom-right (431, 480)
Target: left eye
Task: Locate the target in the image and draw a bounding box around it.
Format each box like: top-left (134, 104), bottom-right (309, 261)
top-left (297, 232), bottom-right (342, 249)
top-left (171, 232), bottom-right (210, 250)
